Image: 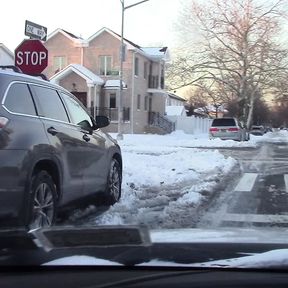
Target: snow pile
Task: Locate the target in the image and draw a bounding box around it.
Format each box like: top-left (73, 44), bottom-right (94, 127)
top-left (116, 130), bottom-right (261, 149)
top-left (43, 249), bottom-right (288, 269)
top-left (136, 249), bottom-right (288, 269)
top-left (198, 249), bottom-right (288, 269)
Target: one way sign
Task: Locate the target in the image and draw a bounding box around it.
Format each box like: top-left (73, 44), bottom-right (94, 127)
top-left (25, 20), bottom-right (47, 41)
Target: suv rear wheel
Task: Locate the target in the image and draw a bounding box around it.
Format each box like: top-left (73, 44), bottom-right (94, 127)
top-left (28, 171), bottom-right (57, 230)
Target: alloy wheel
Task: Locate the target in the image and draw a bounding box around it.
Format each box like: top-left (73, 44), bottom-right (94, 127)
top-left (30, 182), bottom-right (55, 230)
top-left (108, 159), bottom-right (121, 203)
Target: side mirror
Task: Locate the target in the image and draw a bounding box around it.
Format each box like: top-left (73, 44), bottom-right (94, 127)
top-left (94, 115), bottom-right (110, 129)
top-left (78, 120), bottom-right (93, 133)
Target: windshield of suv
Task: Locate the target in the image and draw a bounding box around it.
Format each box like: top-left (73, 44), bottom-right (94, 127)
top-left (2, 0), bottom-right (288, 275)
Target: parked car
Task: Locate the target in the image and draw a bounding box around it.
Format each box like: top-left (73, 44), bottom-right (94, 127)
top-left (209, 117), bottom-right (249, 141)
top-left (250, 125), bottom-right (265, 136)
top-left (0, 68), bottom-right (122, 230)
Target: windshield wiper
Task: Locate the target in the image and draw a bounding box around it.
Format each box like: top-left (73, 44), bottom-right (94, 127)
top-left (0, 226), bottom-right (152, 266)
top-left (31, 225), bottom-right (151, 251)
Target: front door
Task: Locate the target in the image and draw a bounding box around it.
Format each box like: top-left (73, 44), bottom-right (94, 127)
top-left (60, 92), bottom-right (107, 196)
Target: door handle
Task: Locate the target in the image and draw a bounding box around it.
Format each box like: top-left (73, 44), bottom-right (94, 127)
top-left (47, 127), bottom-right (58, 136)
top-left (83, 134), bottom-right (90, 142)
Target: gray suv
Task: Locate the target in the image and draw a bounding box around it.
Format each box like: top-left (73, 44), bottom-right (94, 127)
top-left (0, 68), bottom-right (122, 229)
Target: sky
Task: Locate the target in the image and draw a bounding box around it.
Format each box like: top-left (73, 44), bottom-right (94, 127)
top-left (1, 0), bottom-right (183, 52)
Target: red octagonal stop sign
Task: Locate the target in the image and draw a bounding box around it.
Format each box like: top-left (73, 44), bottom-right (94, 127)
top-left (15, 39), bottom-right (48, 74)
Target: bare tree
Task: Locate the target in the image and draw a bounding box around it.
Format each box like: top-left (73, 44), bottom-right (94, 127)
top-left (167, 0), bottom-right (288, 127)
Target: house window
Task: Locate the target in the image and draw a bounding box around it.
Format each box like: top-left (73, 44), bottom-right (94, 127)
top-left (137, 94), bottom-right (141, 110)
top-left (144, 62), bottom-right (148, 79)
top-left (135, 57), bottom-right (139, 76)
top-left (99, 56), bottom-right (112, 76)
top-left (109, 93), bottom-right (116, 108)
top-left (53, 56), bottom-right (66, 73)
top-left (144, 95), bottom-right (148, 111)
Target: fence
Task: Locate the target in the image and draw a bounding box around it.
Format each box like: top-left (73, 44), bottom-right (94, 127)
top-left (166, 115), bottom-right (213, 134)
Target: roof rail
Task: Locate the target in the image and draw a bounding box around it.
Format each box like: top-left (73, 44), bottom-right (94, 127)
top-left (28, 73), bottom-right (49, 81)
top-left (0, 66), bottom-right (49, 81)
top-left (0, 65), bottom-right (23, 73)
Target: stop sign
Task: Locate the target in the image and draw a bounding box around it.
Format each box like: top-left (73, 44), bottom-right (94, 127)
top-left (15, 39), bottom-right (48, 74)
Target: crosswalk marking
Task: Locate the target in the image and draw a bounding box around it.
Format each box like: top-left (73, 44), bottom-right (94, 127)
top-left (234, 173), bottom-right (258, 192)
top-left (241, 159), bottom-right (288, 163)
top-left (284, 175), bottom-right (288, 193)
top-left (206, 212), bottom-right (288, 224)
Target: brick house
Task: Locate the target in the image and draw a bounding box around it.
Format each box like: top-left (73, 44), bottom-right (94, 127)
top-left (43, 27), bottom-right (174, 134)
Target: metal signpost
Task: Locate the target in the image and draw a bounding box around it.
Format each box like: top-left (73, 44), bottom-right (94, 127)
top-left (14, 21), bottom-right (48, 75)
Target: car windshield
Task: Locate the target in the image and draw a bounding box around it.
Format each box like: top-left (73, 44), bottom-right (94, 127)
top-left (2, 0), bottom-right (288, 276)
top-left (212, 118), bottom-right (236, 126)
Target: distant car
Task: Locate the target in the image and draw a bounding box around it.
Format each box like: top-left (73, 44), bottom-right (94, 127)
top-left (250, 125), bottom-right (265, 136)
top-left (0, 68), bottom-right (122, 230)
top-left (209, 117), bottom-right (249, 141)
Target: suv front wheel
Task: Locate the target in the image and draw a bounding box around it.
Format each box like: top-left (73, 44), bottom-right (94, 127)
top-left (106, 159), bottom-right (122, 205)
top-left (28, 171), bottom-right (57, 230)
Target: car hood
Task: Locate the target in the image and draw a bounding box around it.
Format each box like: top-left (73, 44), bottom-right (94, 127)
top-left (1, 226), bottom-right (288, 269)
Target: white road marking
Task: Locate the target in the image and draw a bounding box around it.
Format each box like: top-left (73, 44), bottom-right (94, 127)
top-left (284, 174), bottom-right (288, 193)
top-left (241, 159), bottom-right (288, 163)
top-left (234, 173), bottom-right (258, 192)
top-left (209, 213), bottom-right (288, 224)
top-left (277, 145), bottom-right (287, 149)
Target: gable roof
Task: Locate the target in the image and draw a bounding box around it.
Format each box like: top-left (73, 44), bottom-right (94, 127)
top-left (47, 29), bottom-right (87, 46)
top-left (87, 27), bottom-right (169, 61)
top-left (0, 43), bottom-right (14, 58)
top-left (50, 64), bottom-right (104, 86)
top-left (87, 27), bottom-right (141, 50)
top-left (167, 92), bottom-right (186, 102)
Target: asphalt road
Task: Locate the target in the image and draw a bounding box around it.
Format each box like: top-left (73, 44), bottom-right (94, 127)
top-left (198, 137), bottom-right (288, 228)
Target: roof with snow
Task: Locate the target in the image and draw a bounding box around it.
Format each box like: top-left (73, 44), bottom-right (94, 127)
top-left (167, 92), bottom-right (186, 102)
top-left (47, 29), bottom-right (87, 46)
top-left (0, 43), bottom-right (14, 58)
top-left (50, 64), bottom-right (104, 86)
top-left (104, 80), bottom-right (127, 89)
top-left (142, 47), bottom-right (170, 61)
top-left (142, 47), bottom-right (167, 57)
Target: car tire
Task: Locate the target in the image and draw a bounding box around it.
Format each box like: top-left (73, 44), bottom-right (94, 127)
top-left (28, 171), bottom-right (57, 230)
top-left (105, 158), bottom-right (122, 205)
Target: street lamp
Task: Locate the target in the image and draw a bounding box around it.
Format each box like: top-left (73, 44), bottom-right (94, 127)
top-left (117, 0), bottom-right (150, 140)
